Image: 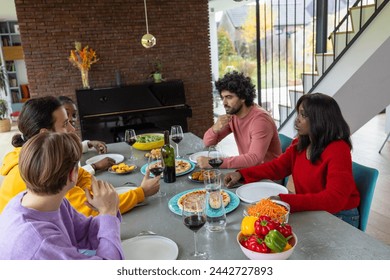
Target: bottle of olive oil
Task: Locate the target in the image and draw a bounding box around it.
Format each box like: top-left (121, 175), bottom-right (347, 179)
top-left (161, 130), bottom-right (176, 183)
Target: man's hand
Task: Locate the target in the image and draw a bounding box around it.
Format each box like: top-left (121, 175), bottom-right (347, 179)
top-left (196, 156), bottom-right (212, 169)
top-left (212, 114), bottom-right (232, 133)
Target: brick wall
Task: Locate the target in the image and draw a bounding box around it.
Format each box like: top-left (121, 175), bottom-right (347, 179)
top-left (14, 0), bottom-right (214, 138)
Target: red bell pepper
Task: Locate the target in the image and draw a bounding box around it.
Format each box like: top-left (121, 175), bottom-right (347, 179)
top-left (277, 223), bottom-right (293, 238)
top-left (255, 216), bottom-right (278, 236)
top-left (245, 235), bottom-right (270, 253)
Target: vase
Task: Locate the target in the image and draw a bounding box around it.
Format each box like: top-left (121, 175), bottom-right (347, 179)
top-left (80, 69), bottom-right (90, 89)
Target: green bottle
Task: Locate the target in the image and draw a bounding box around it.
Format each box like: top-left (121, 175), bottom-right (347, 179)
top-left (161, 130), bottom-right (176, 183)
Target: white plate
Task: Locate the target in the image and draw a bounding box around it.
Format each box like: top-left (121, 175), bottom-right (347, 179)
top-left (236, 181), bottom-right (289, 203)
top-left (121, 235), bottom-right (178, 260)
top-left (85, 154), bottom-right (124, 165)
top-left (189, 151), bottom-right (220, 163)
top-left (115, 186), bottom-right (137, 194)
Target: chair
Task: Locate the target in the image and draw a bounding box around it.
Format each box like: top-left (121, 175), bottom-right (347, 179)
top-left (352, 161), bottom-right (379, 232)
top-left (279, 133), bottom-right (293, 153)
top-left (278, 133), bottom-right (293, 186)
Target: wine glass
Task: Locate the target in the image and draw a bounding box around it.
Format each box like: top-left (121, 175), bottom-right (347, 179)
top-left (124, 129), bottom-right (137, 161)
top-left (148, 154), bottom-right (166, 197)
top-left (208, 145), bottom-right (224, 169)
top-left (182, 196), bottom-right (207, 259)
top-left (170, 125), bottom-right (184, 158)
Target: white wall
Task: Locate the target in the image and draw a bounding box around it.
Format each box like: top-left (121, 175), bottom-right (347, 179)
top-left (280, 2), bottom-right (390, 137)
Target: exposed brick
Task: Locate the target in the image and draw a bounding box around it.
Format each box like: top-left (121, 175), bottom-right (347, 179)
top-left (15, 0), bottom-right (214, 138)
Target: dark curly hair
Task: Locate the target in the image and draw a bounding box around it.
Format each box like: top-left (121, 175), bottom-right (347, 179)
top-left (296, 93), bottom-right (352, 163)
top-left (215, 71), bottom-right (256, 106)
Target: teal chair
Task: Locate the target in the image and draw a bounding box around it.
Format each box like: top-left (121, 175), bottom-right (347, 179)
top-left (352, 161), bottom-right (379, 232)
top-left (278, 133), bottom-right (293, 186)
top-left (279, 133), bottom-right (293, 153)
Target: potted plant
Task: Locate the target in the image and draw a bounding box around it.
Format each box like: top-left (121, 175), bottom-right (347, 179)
top-left (150, 60), bottom-right (163, 83)
top-left (0, 66), bottom-right (11, 132)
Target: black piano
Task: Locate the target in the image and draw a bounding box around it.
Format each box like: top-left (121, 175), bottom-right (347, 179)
top-left (76, 80), bottom-right (192, 143)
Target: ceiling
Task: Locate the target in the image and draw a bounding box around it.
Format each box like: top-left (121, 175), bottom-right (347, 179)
top-left (0, 0), bottom-right (17, 21)
top-left (0, 0), bottom-right (255, 21)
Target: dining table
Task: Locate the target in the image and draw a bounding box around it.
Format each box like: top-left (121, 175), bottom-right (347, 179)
top-left (81, 132), bottom-right (390, 260)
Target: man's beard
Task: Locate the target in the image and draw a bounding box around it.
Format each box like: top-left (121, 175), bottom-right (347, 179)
top-left (225, 103), bottom-right (242, 115)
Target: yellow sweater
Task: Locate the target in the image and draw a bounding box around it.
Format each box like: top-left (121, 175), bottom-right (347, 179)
top-left (0, 147), bottom-right (145, 216)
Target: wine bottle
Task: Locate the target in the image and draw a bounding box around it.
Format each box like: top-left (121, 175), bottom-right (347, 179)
top-left (161, 130), bottom-right (176, 183)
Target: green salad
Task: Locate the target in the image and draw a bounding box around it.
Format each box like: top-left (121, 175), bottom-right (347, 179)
top-left (136, 134), bottom-right (163, 143)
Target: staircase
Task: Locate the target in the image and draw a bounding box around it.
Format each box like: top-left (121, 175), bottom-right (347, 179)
top-left (280, 0), bottom-right (390, 137)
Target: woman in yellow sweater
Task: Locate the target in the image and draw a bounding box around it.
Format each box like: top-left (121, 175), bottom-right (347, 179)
top-left (0, 96), bottom-right (160, 216)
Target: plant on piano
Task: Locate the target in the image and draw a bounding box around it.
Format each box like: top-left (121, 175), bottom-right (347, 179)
top-left (149, 60), bottom-right (163, 83)
top-left (69, 41), bottom-right (99, 89)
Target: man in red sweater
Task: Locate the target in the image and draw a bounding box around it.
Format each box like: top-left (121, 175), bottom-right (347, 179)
top-left (197, 71), bottom-right (281, 169)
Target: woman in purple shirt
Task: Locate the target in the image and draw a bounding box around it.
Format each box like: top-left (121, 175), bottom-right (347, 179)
top-left (0, 132), bottom-right (124, 260)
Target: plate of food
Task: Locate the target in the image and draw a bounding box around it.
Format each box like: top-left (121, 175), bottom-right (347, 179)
top-left (140, 159), bottom-right (195, 177)
top-left (108, 163), bottom-right (137, 175)
top-left (85, 154), bottom-right (124, 165)
top-left (121, 235), bottom-right (178, 260)
top-left (236, 181), bottom-right (288, 204)
top-left (187, 169), bottom-right (207, 183)
top-left (133, 133), bottom-right (164, 151)
top-left (168, 188), bottom-right (240, 215)
top-left (144, 148), bottom-right (161, 160)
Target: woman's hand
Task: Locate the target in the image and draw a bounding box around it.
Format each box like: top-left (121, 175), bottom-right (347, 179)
top-left (84, 178), bottom-right (119, 216)
top-left (140, 169), bottom-right (160, 197)
top-left (224, 171), bottom-right (242, 188)
top-left (88, 140), bottom-right (107, 154)
top-left (93, 157), bottom-right (115, 171)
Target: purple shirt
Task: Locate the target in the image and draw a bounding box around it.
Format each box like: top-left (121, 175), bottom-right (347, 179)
top-left (0, 192), bottom-right (124, 260)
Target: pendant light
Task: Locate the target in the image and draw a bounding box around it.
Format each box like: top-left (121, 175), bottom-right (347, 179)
top-left (141, 0), bottom-right (156, 48)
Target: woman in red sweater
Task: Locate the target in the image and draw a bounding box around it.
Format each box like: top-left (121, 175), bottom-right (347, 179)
top-left (224, 93), bottom-right (360, 228)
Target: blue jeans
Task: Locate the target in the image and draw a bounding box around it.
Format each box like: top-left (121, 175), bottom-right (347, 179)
top-left (333, 208), bottom-right (360, 229)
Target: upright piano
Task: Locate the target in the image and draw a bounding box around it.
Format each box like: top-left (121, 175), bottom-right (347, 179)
top-left (76, 80), bottom-right (192, 143)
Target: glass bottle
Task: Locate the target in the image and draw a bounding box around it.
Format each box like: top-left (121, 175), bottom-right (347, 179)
top-left (161, 130), bottom-right (176, 183)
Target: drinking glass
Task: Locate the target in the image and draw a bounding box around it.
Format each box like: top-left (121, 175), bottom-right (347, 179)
top-left (182, 196), bottom-right (207, 259)
top-left (208, 145), bottom-right (224, 169)
top-left (148, 154), bottom-right (166, 197)
top-left (124, 129), bottom-right (137, 161)
top-left (170, 125), bottom-right (184, 158)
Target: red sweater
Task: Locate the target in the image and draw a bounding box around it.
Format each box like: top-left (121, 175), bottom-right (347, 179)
top-left (239, 139), bottom-right (360, 213)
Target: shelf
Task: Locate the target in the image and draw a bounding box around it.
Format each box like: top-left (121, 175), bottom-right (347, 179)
top-left (3, 46), bottom-right (24, 60)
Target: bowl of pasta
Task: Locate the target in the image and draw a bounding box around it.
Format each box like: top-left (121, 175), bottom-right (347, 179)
top-left (243, 199), bottom-right (290, 223)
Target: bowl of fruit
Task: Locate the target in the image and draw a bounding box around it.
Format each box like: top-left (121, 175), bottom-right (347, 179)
top-left (237, 215), bottom-right (297, 260)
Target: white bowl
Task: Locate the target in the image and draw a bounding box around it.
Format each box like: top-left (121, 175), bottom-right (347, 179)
top-left (237, 231), bottom-right (297, 260)
top-left (243, 200), bottom-right (290, 223)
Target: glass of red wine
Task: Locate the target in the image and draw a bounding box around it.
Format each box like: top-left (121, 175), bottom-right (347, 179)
top-left (208, 145), bottom-right (224, 169)
top-left (170, 125), bottom-right (184, 158)
top-left (148, 154), bottom-right (165, 197)
top-left (124, 129), bottom-right (137, 161)
top-left (182, 196), bottom-right (207, 259)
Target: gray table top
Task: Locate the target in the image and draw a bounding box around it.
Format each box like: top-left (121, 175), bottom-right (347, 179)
top-left (82, 132), bottom-right (390, 260)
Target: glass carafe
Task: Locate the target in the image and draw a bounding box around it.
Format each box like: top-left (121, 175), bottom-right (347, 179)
top-left (203, 169), bottom-right (227, 232)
